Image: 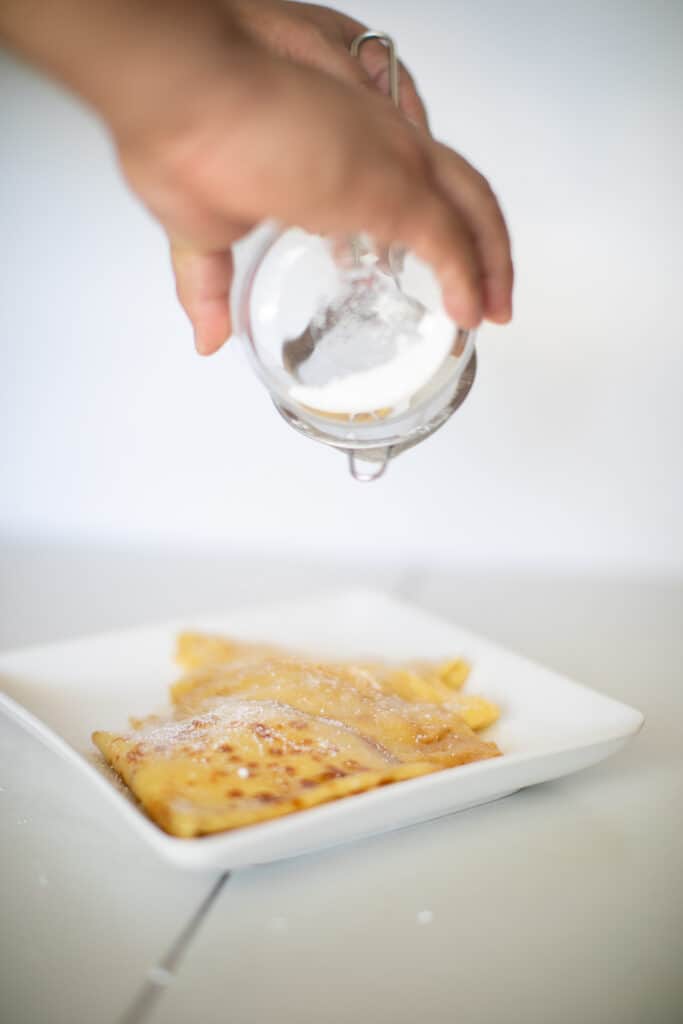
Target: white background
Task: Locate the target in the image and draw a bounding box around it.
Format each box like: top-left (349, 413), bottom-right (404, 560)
top-left (1, 0), bottom-right (682, 575)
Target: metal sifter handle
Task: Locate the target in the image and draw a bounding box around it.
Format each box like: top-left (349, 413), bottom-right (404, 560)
top-left (350, 31), bottom-right (400, 107)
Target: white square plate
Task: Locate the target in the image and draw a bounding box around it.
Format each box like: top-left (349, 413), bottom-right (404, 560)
top-left (0, 589), bottom-right (643, 871)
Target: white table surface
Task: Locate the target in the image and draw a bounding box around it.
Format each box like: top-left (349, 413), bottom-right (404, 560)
top-left (1, 540), bottom-right (682, 1024)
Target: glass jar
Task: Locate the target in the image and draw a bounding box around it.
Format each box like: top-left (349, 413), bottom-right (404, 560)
top-left (235, 222), bottom-right (476, 480)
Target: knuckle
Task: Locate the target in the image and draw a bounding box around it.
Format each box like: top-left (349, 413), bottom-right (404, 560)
top-left (474, 171), bottom-right (501, 210)
top-left (379, 164), bottom-right (426, 216)
top-left (395, 198), bottom-right (455, 261)
top-left (389, 129), bottom-right (433, 183)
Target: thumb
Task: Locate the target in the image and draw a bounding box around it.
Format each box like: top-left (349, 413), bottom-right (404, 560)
top-left (170, 241), bottom-right (235, 355)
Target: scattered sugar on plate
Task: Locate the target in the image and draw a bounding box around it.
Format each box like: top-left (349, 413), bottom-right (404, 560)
top-left (416, 909), bottom-right (434, 926)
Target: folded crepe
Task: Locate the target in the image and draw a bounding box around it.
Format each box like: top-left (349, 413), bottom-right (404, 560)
top-left (93, 636), bottom-right (501, 839)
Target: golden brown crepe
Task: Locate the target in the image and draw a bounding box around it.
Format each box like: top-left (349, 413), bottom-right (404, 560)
top-left (93, 635), bottom-right (501, 839)
top-left (174, 633), bottom-right (498, 731)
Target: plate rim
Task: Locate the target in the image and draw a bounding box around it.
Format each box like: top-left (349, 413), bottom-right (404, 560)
top-left (0, 587), bottom-right (645, 866)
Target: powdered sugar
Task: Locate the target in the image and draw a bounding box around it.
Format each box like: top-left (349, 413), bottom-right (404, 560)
top-left (248, 228), bottom-right (456, 417)
top-left (289, 267), bottom-right (454, 415)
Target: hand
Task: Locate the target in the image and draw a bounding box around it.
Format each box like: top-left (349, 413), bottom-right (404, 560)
top-left (1, 0), bottom-right (513, 354)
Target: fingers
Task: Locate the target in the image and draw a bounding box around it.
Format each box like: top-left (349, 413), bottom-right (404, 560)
top-left (429, 142), bottom-right (514, 323)
top-left (400, 193), bottom-right (483, 328)
top-left (170, 242), bottom-right (234, 355)
top-left (313, 108), bottom-right (483, 327)
top-left (158, 50), bottom-right (509, 340)
top-left (357, 152), bottom-right (482, 327)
